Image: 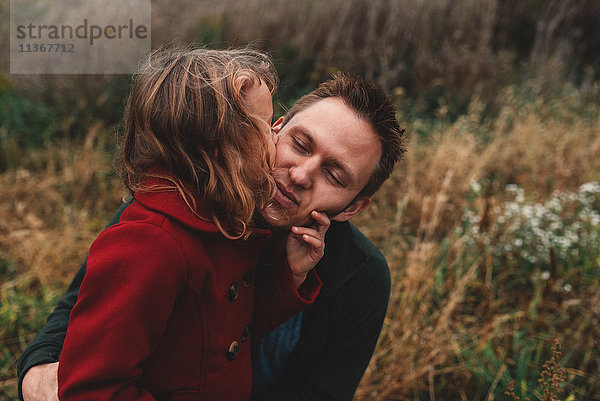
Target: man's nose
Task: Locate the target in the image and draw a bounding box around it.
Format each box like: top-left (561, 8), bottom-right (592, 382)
top-left (289, 159), bottom-right (317, 189)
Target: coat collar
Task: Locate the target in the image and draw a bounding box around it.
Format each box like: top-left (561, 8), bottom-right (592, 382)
top-left (133, 174), bottom-right (272, 239)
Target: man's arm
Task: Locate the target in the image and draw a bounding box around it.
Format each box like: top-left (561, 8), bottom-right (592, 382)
top-left (17, 199), bottom-right (132, 401)
top-left (17, 264), bottom-right (85, 401)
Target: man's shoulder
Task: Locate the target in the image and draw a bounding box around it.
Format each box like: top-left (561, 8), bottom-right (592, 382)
top-left (319, 221), bottom-right (390, 291)
top-left (327, 221), bottom-right (387, 267)
top-left (346, 222), bottom-right (387, 266)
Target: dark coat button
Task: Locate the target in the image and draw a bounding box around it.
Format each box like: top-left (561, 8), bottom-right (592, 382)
top-left (242, 270), bottom-right (253, 288)
top-left (227, 341), bottom-right (239, 360)
top-left (241, 325), bottom-right (251, 342)
top-left (228, 282), bottom-right (239, 301)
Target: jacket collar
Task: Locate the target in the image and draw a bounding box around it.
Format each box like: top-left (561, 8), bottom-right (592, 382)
top-left (133, 173), bottom-right (272, 238)
top-left (315, 221), bottom-right (369, 295)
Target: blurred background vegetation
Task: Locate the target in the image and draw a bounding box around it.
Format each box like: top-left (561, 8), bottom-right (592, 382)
top-left (1, 0), bottom-right (600, 399)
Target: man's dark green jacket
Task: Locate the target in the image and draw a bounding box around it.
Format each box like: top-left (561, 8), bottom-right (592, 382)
top-left (18, 200), bottom-right (391, 401)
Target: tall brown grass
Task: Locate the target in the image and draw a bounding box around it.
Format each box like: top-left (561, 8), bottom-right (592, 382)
top-left (182, 0), bottom-right (600, 94)
top-left (4, 0), bottom-right (600, 127)
top-left (351, 88), bottom-right (600, 399)
top-left (0, 125), bottom-right (128, 398)
top-left (0, 125), bottom-right (126, 291)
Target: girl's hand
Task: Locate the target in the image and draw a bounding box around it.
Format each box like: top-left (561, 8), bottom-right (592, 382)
top-left (286, 210), bottom-right (331, 288)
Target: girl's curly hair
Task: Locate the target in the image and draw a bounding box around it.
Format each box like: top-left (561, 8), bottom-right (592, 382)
top-left (115, 45), bottom-right (277, 239)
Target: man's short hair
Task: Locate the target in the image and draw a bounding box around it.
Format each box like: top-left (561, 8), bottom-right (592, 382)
top-left (282, 72), bottom-right (406, 198)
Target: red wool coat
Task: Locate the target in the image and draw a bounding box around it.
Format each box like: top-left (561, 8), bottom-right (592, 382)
top-left (58, 179), bottom-right (321, 401)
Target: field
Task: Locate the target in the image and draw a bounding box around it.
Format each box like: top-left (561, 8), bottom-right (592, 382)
top-left (1, 0), bottom-right (600, 399)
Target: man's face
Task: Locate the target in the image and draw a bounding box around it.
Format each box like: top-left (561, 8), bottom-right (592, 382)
top-left (263, 97), bottom-right (382, 228)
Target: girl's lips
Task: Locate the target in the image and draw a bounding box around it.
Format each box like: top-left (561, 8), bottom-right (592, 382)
top-left (275, 185), bottom-right (298, 208)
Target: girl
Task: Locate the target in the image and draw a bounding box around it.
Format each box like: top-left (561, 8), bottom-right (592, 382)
top-left (58, 47), bottom-right (325, 401)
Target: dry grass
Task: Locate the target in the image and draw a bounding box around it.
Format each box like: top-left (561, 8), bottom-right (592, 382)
top-left (0, 125), bottom-right (127, 291)
top-left (5, 0), bottom-right (600, 118)
top-left (0, 126), bottom-right (129, 399)
top-left (351, 94), bottom-right (600, 400)
top-left (174, 0), bottom-right (517, 97)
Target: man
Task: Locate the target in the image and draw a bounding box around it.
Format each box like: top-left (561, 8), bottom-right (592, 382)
top-left (18, 72), bottom-right (405, 401)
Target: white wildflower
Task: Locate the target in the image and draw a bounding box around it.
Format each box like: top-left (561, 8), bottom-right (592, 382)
top-left (506, 184), bottom-right (519, 194)
top-left (546, 197), bottom-right (562, 213)
top-left (590, 213), bottom-right (600, 226)
top-left (565, 230), bottom-right (579, 244)
top-left (470, 180), bottom-right (482, 194)
top-left (556, 237), bottom-right (571, 249)
top-left (578, 182), bottom-right (600, 195)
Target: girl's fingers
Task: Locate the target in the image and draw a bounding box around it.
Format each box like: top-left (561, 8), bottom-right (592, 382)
top-left (310, 211), bottom-right (330, 234)
top-left (301, 234), bottom-right (323, 249)
top-left (291, 226), bottom-right (319, 239)
top-left (291, 227), bottom-right (323, 249)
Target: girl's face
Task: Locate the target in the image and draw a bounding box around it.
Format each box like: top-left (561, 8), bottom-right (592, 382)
top-left (243, 80), bottom-right (276, 167)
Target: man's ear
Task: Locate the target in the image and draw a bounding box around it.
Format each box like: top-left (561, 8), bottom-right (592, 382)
top-left (331, 197), bottom-right (371, 222)
top-left (272, 116), bottom-right (285, 134)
